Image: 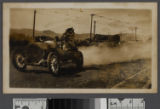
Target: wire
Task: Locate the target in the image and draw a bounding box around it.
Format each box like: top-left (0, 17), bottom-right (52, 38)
top-left (35, 10), bottom-right (109, 20)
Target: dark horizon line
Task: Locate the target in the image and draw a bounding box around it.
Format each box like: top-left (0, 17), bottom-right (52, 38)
top-left (10, 27), bottom-right (100, 35)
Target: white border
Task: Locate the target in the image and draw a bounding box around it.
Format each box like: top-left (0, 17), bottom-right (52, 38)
top-left (3, 2), bottom-right (158, 94)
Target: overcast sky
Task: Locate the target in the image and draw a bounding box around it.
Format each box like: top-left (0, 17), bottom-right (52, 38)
top-left (10, 8), bottom-right (152, 37)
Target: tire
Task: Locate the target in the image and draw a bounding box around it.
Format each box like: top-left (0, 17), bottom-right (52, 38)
top-left (48, 54), bottom-right (59, 76)
top-left (12, 50), bottom-right (26, 71)
top-left (76, 51), bottom-right (83, 70)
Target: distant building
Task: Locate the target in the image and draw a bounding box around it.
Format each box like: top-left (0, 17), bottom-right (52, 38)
top-left (94, 34), bottom-right (120, 44)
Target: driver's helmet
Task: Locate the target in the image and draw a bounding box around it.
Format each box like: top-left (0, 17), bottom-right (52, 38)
top-left (63, 27), bottom-right (75, 40)
top-left (66, 27), bottom-right (74, 34)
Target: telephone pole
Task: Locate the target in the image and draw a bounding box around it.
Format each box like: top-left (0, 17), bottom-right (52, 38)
top-left (135, 27), bottom-right (137, 41)
top-left (90, 14), bottom-right (95, 42)
top-left (93, 20), bottom-right (96, 40)
top-left (33, 10), bottom-right (36, 40)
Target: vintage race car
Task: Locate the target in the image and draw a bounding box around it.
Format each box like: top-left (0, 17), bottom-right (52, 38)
top-left (12, 36), bottom-right (83, 76)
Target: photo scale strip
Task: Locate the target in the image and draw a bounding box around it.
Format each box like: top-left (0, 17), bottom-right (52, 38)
top-left (13, 98), bottom-right (145, 109)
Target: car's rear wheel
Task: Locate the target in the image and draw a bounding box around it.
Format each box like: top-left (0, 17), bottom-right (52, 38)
top-left (12, 51), bottom-right (26, 71)
top-left (48, 54), bottom-right (59, 76)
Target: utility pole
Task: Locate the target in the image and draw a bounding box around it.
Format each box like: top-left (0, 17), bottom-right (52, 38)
top-left (93, 20), bottom-right (96, 40)
top-left (90, 14), bottom-right (95, 42)
top-left (135, 27), bottom-right (137, 41)
top-left (33, 10), bottom-right (36, 40)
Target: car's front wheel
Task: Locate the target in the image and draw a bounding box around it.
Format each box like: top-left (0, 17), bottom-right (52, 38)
top-left (12, 51), bottom-right (26, 71)
top-left (48, 54), bottom-right (59, 76)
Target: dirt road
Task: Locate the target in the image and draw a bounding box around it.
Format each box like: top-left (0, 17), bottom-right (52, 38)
top-left (10, 59), bottom-right (151, 89)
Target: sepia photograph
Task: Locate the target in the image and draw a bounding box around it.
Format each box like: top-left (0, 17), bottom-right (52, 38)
top-left (13, 98), bottom-right (145, 109)
top-left (3, 3), bottom-right (157, 93)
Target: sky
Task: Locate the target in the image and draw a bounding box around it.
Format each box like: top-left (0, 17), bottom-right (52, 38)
top-left (10, 8), bottom-right (152, 38)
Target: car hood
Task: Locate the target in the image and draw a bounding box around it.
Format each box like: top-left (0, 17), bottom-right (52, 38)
top-left (34, 40), bottom-right (57, 50)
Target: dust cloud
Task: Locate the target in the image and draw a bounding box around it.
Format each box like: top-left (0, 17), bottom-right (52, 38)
top-left (80, 41), bottom-right (151, 66)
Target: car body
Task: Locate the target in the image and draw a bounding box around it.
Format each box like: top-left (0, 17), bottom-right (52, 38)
top-left (12, 36), bottom-right (83, 76)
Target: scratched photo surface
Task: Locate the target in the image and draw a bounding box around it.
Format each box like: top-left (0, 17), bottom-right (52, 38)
top-left (3, 3), bottom-right (157, 93)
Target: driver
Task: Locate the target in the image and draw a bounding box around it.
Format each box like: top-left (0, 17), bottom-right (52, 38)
top-left (61, 27), bottom-right (77, 51)
top-left (56, 27), bottom-right (77, 58)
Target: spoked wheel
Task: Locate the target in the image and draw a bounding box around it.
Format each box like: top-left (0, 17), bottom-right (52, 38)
top-left (49, 54), bottom-right (59, 76)
top-left (13, 52), bottom-right (26, 71)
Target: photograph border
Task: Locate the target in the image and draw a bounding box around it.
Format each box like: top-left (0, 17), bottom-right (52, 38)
top-left (3, 2), bottom-right (158, 94)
